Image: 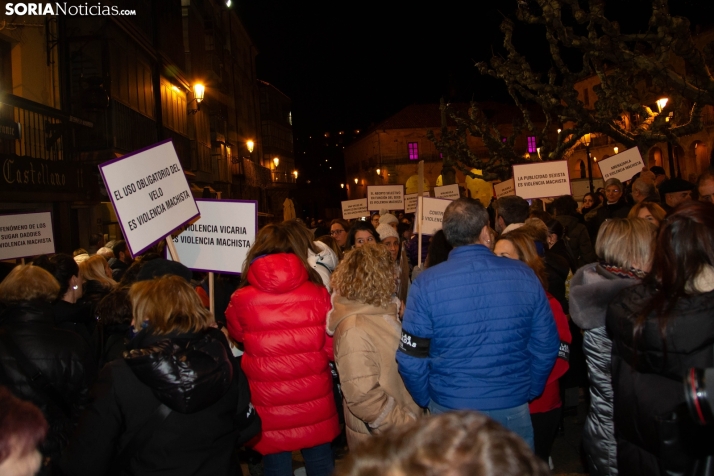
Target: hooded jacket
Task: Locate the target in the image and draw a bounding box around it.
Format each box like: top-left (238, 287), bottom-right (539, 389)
top-left (327, 294), bottom-right (420, 449)
top-left (225, 253), bottom-right (340, 455)
top-left (569, 264), bottom-right (640, 476)
top-left (0, 300), bottom-right (94, 460)
top-left (59, 328), bottom-right (249, 476)
top-left (606, 270), bottom-right (714, 476)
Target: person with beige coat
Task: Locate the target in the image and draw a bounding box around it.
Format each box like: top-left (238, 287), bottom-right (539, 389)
top-left (327, 244), bottom-right (421, 449)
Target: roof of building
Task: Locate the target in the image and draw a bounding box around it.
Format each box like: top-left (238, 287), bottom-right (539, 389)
top-left (368, 102), bottom-right (541, 132)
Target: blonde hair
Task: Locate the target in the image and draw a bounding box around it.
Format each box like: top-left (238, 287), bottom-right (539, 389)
top-left (0, 265), bottom-right (60, 303)
top-left (596, 218), bottom-right (656, 271)
top-left (78, 255), bottom-right (116, 288)
top-left (129, 275), bottom-right (214, 335)
top-left (331, 244), bottom-right (394, 308)
top-left (627, 201), bottom-right (667, 225)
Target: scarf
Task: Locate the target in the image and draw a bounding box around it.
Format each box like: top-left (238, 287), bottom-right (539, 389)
top-left (600, 261), bottom-right (647, 280)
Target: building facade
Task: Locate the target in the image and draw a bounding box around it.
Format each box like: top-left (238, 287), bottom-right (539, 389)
top-left (0, 1), bottom-right (274, 253)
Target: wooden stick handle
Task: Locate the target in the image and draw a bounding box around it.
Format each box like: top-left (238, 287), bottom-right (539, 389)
top-left (208, 272), bottom-right (215, 315)
top-left (165, 236), bottom-right (180, 262)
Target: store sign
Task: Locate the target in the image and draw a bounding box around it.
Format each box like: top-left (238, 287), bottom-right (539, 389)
top-left (0, 211), bottom-right (54, 260)
top-left (170, 199), bottom-right (256, 274)
top-left (99, 139), bottom-right (199, 256)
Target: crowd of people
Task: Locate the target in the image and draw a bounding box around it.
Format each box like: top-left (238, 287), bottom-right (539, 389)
top-left (1, 166), bottom-right (714, 476)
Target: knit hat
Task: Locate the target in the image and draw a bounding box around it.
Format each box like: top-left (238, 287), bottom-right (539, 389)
top-left (379, 213), bottom-right (398, 226)
top-left (376, 223), bottom-right (399, 241)
top-left (136, 258), bottom-right (193, 282)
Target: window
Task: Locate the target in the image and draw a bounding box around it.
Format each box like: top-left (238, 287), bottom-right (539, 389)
top-left (527, 136), bottom-right (537, 153)
top-left (408, 142), bottom-right (419, 160)
top-left (501, 136), bottom-right (507, 143)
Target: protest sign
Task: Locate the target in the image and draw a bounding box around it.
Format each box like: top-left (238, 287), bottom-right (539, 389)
top-left (434, 184), bottom-right (460, 200)
top-left (404, 192), bottom-right (430, 214)
top-left (170, 199), bottom-right (256, 274)
top-left (512, 161), bottom-right (571, 199)
top-left (99, 139), bottom-right (199, 256)
top-left (493, 178), bottom-right (515, 198)
top-left (416, 197), bottom-right (452, 236)
top-left (341, 198), bottom-right (369, 219)
top-left (597, 147), bottom-right (645, 183)
top-left (367, 185), bottom-right (404, 210)
top-left (0, 212), bottom-right (54, 260)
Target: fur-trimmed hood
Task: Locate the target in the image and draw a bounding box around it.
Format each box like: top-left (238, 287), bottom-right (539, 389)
top-left (570, 263), bottom-right (640, 330)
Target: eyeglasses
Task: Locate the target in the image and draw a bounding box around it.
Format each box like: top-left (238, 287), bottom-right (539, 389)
top-left (330, 229), bottom-right (345, 236)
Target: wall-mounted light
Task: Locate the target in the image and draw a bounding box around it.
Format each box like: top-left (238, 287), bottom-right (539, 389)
top-left (613, 147), bottom-right (619, 154)
top-left (225, 0), bottom-right (231, 6)
top-left (583, 133), bottom-right (592, 147)
top-left (340, 183), bottom-right (344, 188)
top-left (536, 147), bottom-right (541, 159)
top-left (557, 128), bottom-right (561, 134)
top-left (376, 168), bottom-right (381, 175)
top-left (593, 156), bottom-right (597, 162)
top-left (246, 140), bottom-right (254, 153)
top-left (188, 83), bottom-right (205, 114)
top-left (273, 157), bottom-right (279, 168)
top-left (354, 178), bottom-right (359, 184)
top-left (293, 170), bottom-right (298, 179)
top-left (656, 97), bottom-right (669, 113)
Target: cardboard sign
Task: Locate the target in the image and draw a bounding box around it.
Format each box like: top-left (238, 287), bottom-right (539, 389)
top-left (417, 197), bottom-right (453, 236)
top-left (434, 184), bottom-right (460, 200)
top-left (512, 161), bottom-right (571, 199)
top-left (597, 147), bottom-right (645, 183)
top-left (98, 139), bottom-right (199, 256)
top-left (341, 198), bottom-right (369, 220)
top-left (493, 178), bottom-right (515, 198)
top-left (0, 212), bottom-right (54, 260)
top-left (367, 185), bottom-right (404, 210)
top-left (404, 192), bottom-right (429, 214)
top-left (170, 199), bottom-right (256, 274)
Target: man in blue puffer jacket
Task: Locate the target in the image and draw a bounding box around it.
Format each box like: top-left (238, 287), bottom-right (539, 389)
top-left (397, 197), bottom-right (559, 448)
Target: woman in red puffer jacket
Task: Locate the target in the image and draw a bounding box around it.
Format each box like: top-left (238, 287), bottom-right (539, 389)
top-left (225, 222), bottom-right (339, 476)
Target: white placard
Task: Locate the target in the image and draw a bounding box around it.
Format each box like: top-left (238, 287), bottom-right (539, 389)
top-left (98, 140), bottom-right (200, 256)
top-left (367, 185), bottom-right (404, 210)
top-left (434, 184), bottom-right (460, 200)
top-left (493, 178), bottom-right (515, 198)
top-left (170, 199), bottom-right (256, 274)
top-left (341, 198), bottom-right (369, 220)
top-left (0, 212), bottom-right (55, 260)
top-left (404, 192), bottom-right (430, 214)
top-left (597, 147), bottom-right (645, 183)
top-left (512, 161), bottom-right (571, 199)
top-left (417, 197), bottom-right (453, 236)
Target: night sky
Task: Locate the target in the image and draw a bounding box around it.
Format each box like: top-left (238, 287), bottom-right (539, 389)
top-left (236, 0), bottom-right (714, 137)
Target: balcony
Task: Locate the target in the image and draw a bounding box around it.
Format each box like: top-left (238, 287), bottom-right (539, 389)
top-left (0, 94), bottom-right (89, 161)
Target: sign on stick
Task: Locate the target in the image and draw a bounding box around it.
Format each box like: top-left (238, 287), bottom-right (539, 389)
top-left (597, 147), bottom-right (645, 183)
top-left (416, 197), bottom-right (453, 236)
top-left (341, 198), bottom-right (369, 220)
top-left (493, 178), bottom-right (515, 198)
top-left (434, 184), bottom-right (460, 200)
top-left (0, 212), bottom-right (54, 260)
top-left (170, 199), bottom-right (256, 274)
top-left (512, 161), bottom-right (571, 199)
top-left (99, 139), bottom-right (199, 256)
top-left (367, 185), bottom-right (404, 211)
top-left (404, 192), bottom-right (430, 214)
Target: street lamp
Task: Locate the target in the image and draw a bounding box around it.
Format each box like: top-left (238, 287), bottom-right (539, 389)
top-left (293, 170), bottom-right (298, 180)
top-left (354, 178), bottom-right (358, 184)
top-left (273, 157), bottom-right (279, 168)
top-left (340, 183), bottom-right (344, 189)
top-left (656, 97), bottom-right (669, 113)
top-left (583, 133), bottom-right (594, 194)
top-left (188, 83), bottom-right (205, 114)
top-left (376, 168), bottom-right (381, 176)
top-left (246, 140), bottom-right (254, 153)
top-left (613, 146), bottom-right (619, 155)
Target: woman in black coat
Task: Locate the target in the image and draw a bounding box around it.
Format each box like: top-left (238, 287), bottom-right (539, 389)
top-left (60, 274), bottom-right (258, 476)
top-left (607, 201), bottom-right (714, 475)
top-left (0, 265), bottom-right (94, 466)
